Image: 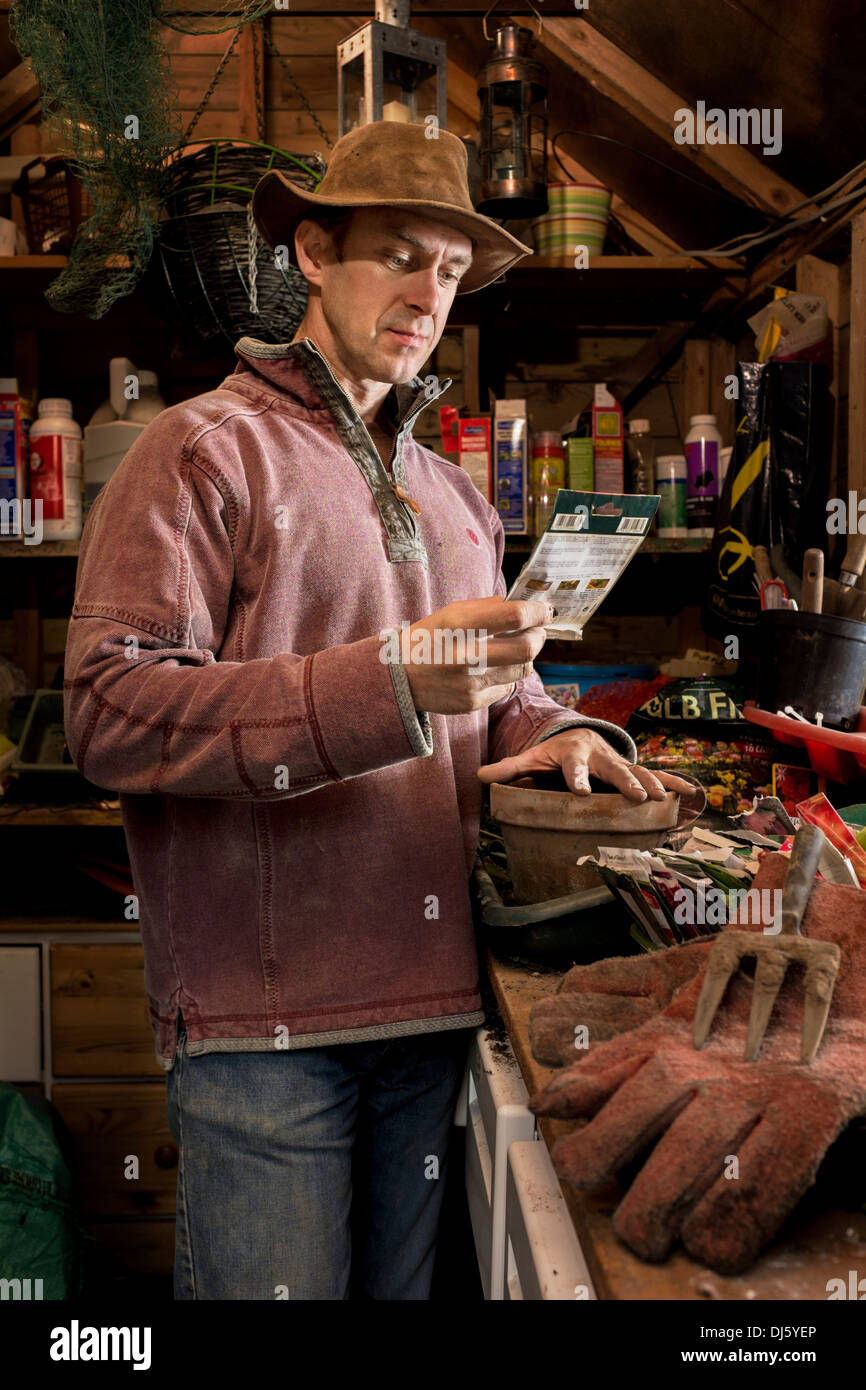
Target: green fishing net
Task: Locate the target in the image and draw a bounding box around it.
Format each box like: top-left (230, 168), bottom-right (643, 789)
top-left (10, 0), bottom-right (181, 316)
top-left (158, 1), bottom-right (274, 35)
top-left (9, 1), bottom-right (272, 318)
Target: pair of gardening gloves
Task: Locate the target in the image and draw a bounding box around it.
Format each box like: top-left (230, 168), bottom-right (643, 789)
top-left (528, 852), bottom-right (866, 1274)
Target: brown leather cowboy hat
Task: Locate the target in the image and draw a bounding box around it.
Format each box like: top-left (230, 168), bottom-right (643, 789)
top-left (252, 120), bottom-right (532, 295)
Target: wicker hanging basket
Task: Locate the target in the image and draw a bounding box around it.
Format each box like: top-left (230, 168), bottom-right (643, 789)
top-left (154, 140), bottom-right (326, 345)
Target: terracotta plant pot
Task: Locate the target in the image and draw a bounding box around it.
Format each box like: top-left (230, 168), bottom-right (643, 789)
top-left (490, 776), bottom-right (680, 904)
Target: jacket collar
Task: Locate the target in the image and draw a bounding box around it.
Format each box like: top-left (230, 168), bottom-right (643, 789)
top-left (232, 335), bottom-right (451, 431)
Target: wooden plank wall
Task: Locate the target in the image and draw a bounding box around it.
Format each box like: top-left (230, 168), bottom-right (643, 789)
top-left (160, 18), bottom-right (473, 153)
top-left (162, 18), bottom-right (344, 150)
top-left (415, 333), bottom-right (699, 465)
top-left (797, 253), bottom-right (850, 499)
top-left (845, 213), bottom-right (865, 500)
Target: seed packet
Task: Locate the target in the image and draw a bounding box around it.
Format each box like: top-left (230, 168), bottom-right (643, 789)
top-left (507, 490), bottom-right (660, 639)
top-left (589, 862), bottom-right (671, 949)
top-left (795, 792), bottom-right (866, 888)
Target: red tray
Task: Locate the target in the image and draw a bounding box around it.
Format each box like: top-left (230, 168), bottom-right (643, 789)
top-left (744, 701), bottom-right (866, 781)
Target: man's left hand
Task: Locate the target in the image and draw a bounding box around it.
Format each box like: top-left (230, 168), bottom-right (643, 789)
top-left (477, 727), bottom-right (694, 802)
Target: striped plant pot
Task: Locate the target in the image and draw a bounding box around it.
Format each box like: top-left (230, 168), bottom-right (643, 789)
top-left (532, 182), bottom-right (611, 261)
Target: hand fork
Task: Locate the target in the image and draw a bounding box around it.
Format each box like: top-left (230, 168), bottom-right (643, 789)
top-left (693, 825), bottom-right (840, 1063)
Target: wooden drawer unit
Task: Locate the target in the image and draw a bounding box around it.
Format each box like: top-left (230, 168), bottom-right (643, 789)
top-left (50, 943), bottom-right (161, 1076)
top-left (52, 1082), bottom-right (177, 1218)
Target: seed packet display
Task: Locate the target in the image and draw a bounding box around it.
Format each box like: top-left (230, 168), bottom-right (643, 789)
top-left (652, 866), bottom-right (704, 941)
top-left (506, 490), bottom-right (660, 639)
top-left (592, 847), bottom-right (680, 942)
top-left (585, 848), bottom-right (681, 946)
top-left (581, 846), bottom-right (744, 949)
top-left (589, 862), bottom-right (671, 950)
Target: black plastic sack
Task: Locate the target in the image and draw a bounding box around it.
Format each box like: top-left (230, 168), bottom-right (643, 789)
top-left (704, 361), bottom-right (830, 643)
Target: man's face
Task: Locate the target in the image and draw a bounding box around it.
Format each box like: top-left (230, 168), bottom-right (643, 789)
top-left (303, 207), bottom-right (474, 386)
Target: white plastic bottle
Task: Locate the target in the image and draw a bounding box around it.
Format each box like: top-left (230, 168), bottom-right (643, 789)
top-left (684, 413), bottom-right (722, 538)
top-left (655, 454), bottom-right (688, 538)
top-left (124, 369), bottom-right (166, 424)
top-left (28, 398), bottom-right (83, 540)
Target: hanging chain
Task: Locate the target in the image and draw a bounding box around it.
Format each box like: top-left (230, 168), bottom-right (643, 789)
top-left (184, 26), bottom-right (243, 144)
top-left (182, 20), bottom-right (331, 154)
top-left (482, 0), bottom-right (543, 41)
top-left (263, 24), bottom-right (333, 150)
top-left (252, 20), bottom-right (266, 142)
top-left (246, 200), bottom-right (259, 314)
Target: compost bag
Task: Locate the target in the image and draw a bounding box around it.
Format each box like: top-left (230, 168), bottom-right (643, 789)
top-left (0, 1083), bottom-right (86, 1298)
top-left (627, 675), bottom-right (775, 815)
top-left (704, 361), bottom-right (829, 643)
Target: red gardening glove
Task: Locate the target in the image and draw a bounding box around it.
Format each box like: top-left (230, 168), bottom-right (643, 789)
top-left (529, 854), bottom-right (866, 1274)
top-left (530, 943), bottom-right (712, 1068)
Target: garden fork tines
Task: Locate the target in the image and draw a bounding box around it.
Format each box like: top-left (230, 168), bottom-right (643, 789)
top-left (693, 825), bottom-right (840, 1064)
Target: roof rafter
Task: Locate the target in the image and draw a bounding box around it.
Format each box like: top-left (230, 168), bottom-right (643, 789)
top-left (528, 16), bottom-right (807, 217)
top-left (0, 61), bottom-right (40, 144)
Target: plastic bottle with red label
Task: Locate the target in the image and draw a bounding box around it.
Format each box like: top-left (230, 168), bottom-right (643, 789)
top-left (29, 398), bottom-right (82, 540)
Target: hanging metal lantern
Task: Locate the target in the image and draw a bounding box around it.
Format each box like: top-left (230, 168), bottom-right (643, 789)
top-left (337, 0), bottom-right (447, 138)
top-left (476, 23), bottom-right (548, 219)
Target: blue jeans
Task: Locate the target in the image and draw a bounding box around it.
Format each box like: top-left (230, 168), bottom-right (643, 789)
top-left (165, 1021), bottom-right (473, 1300)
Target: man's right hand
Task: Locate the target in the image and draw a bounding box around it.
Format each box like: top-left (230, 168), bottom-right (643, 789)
top-left (398, 596), bottom-right (552, 715)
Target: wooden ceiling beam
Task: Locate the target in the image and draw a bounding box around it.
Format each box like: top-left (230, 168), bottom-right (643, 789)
top-left (527, 16), bottom-right (807, 218)
top-left (744, 166), bottom-right (866, 301)
top-left (122, 2), bottom-right (592, 15)
top-left (607, 165), bottom-right (866, 412)
top-left (0, 62), bottom-right (41, 145)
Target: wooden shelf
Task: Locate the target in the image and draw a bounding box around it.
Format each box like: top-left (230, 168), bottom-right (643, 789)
top-left (0, 913), bottom-right (136, 934)
top-left (0, 803), bottom-right (122, 826)
top-left (0, 539), bottom-right (80, 557)
top-left (0, 255), bottom-right (69, 301)
top-left (504, 535), bottom-right (712, 555)
top-left (0, 255), bottom-right (68, 269)
top-left (641, 535), bottom-right (711, 553)
top-left (450, 253), bottom-right (746, 329)
top-left (526, 254), bottom-right (744, 275)
top-left (0, 253), bottom-right (740, 276)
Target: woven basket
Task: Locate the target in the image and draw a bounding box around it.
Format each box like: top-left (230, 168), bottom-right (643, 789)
top-left (154, 140), bottom-right (326, 345)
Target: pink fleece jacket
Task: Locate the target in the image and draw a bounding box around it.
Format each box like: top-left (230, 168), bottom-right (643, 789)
top-left (63, 336), bottom-right (636, 1069)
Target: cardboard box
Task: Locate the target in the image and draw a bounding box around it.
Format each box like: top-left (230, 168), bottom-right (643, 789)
top-left (457, 416), bottom-right (492, 501)
top-left (591, 384), bottom-right (624, 493)
top-left (438, 404), bottom-right (459, 453)
top-left (565, 435), bottom-right (594, 490)
top-left (494, 398), bottom-right (528, 532)
top-left (0, 377), bottom-right (25, 539)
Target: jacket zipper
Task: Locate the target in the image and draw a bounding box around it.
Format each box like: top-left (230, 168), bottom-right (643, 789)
top-left (386, 434), bottom-right (423, 516)
top-left (308, 341), bottom-right (431, 519)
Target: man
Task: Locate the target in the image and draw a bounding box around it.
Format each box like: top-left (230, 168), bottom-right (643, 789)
top-left (64, 121), bottom-right (688, 1300)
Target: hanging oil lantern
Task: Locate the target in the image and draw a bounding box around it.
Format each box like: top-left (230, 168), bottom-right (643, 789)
top-left (476, 23), bottom-right (548, 219)
top-left (337, 0), bottom-right (447, 137)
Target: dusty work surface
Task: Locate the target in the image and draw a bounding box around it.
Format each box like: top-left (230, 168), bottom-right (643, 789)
top-left (487, 949), bottom-right (866, 1301)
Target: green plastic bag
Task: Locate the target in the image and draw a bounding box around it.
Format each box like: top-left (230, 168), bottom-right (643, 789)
top-left (0, 1083), bottom-right (87, 1299)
